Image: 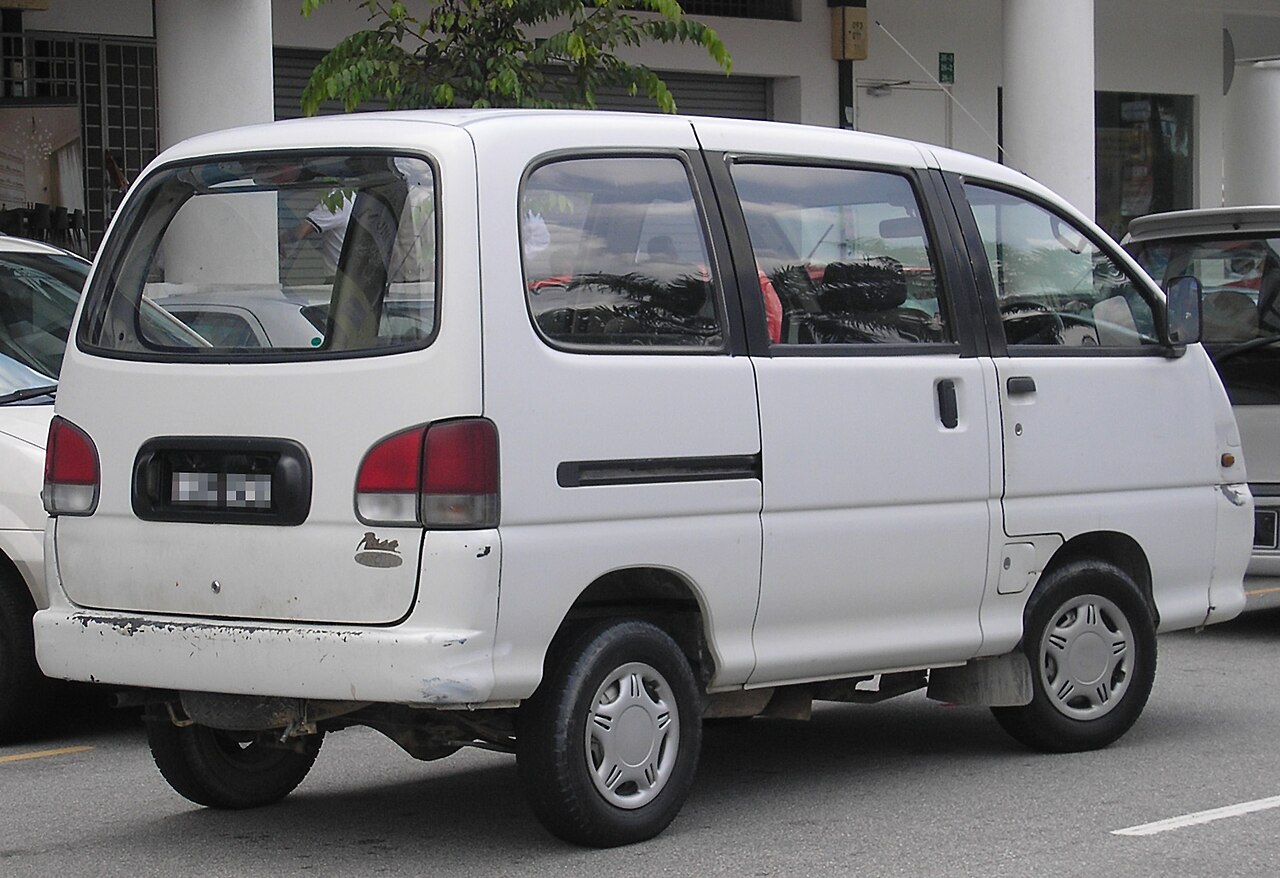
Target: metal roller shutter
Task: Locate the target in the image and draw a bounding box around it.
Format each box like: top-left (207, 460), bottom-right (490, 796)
top-left (274, 47), bottom-right (769, 121)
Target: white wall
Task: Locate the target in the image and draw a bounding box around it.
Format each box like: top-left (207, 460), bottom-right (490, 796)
top-left (847, 0), bottom-right (1004, 163)
top-left (24, 0), bottom-right (153, 36)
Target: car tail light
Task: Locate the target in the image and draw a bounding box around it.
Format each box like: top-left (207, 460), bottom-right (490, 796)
top-left (355, 426), bottom-right (425, 525)
top-left (43, 416), bottom-right (100, 516)
top-left (355, 419), bottom-right (498, 529)
top-left (421, 419), bottom-right (499, 528)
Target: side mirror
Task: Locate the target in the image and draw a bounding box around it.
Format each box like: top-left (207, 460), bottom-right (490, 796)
top-left (1164, 275), bottom-right (1202, 346)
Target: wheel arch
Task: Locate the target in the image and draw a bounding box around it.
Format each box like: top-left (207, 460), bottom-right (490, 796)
top-left (1039, 530), bottom-right (1157, 628)
top-left (543, 566), bottom-right (715, 692)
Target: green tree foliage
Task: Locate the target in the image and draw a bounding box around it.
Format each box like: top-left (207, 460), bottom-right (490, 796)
top-left (299, 0), bottom-right (732, 115)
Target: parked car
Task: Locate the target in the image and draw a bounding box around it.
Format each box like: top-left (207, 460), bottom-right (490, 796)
top-left (1124, 207), bottom-right (1280, 604)
top-left (0, 236), bottom-right (206, 741)
top-left (146, 288), bottom-right (434, 350)
top-left (0, 236), bottom-right (86, 741)
top-left (35, 111), bottom-right (1251, 846)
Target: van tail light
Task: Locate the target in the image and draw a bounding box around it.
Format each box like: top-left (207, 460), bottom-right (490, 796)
top-left (355, 419), bottom-right (499, 529)
top-left (421, 419), bottom-right (499, 528)
top-left (43, 416), bottom-right (100, 516)
top-left (355, 426), bottom-right (425, 524)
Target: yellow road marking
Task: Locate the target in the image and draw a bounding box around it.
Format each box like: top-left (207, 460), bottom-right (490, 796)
top-left (0, 745), bottom-right (93, 765)
top-left (1246, 586), bottom-right (1280, 597)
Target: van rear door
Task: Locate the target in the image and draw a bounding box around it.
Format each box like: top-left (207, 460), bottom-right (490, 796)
top-left (52, 128), bottom-right (479, 626)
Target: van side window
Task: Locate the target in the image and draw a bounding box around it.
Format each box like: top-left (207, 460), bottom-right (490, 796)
top-left (730, 163), bottom-right (950, 345)
top-left (964, 185), bottom-right (1158, 348)
top-left (520, 157), bottom-right (722, 350)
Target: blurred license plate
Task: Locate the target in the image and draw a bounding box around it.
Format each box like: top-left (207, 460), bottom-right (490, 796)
top-left (172, 471), bottom-right (273, 510)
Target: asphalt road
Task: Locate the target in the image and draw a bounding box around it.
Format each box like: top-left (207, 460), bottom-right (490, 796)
top-left (4, 607), bottom-right (1279, 877)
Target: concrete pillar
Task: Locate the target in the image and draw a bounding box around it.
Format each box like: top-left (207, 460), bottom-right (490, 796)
top-left (155, 0), bottom-right (275, 147)
top-left (1002, 0), bottom-right (1095, 218)
top-left (154, 0), bottom-right (277, 285)
top-left (1225, 62), bottom-right (1280, 206)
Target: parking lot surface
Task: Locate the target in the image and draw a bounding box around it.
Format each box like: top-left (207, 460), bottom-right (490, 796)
top-left (4, 607), bottom-right (1279, 877)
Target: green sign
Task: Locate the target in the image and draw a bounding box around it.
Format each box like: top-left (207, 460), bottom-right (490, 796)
top-left (939, 52), bottom-right (955, 85)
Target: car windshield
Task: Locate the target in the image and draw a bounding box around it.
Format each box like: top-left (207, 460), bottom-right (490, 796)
top-left (0, 249), bottom-right (87, 387)
top-left (0, 350), bottom-right (55, 400)
top-left (1127, 233), bottom-right (1280, 405)
top-left (1126, 235), bottom-right (1280, 343)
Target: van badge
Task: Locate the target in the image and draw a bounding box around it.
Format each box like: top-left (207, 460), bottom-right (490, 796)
top-left (355, 532), bottom-right (403, 568)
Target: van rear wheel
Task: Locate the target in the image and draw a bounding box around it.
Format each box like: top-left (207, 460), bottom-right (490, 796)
top-left (147, 716), bottom-right (323, 809)
top-left (992, 559), bottom-right (1155, 753)
top-left (517, 620), bottom-right (702, 847)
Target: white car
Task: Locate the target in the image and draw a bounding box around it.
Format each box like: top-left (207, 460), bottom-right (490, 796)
top-left (35, 111), bottom-right (1252, 846)
top-left (0, 235), bottom-right (86, 741)
top-left (1124, 207), bottom-right (1280, 607)
top-left (0, 236), bottom-right (206, 741)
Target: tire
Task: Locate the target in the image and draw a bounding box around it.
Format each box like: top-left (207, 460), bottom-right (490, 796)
top-left (517, 620), bottom-right (702, 847)
top-left (0, 570), bottom-right (54, 743)
top-left (991, 559), bottom-right (1156, 753)
top-left (146, 716), bottom-right (323, 809)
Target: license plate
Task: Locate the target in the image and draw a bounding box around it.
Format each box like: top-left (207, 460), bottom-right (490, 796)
top-left (172, 471), bottom-right (273, 509)
top-left (1257, 509), bottom-right (1278, 550)
top-left (134, 438), bottom-right (311, 525)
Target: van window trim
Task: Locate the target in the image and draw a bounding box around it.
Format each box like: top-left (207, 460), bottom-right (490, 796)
top-left (946, 173), bottom-right (1170, 358)
top-left (516, 148), bottom-right (738, 357)
top-left (707, 152), bottom-right (980, 359)
top-left (77, 147), bottom-right (444, 365)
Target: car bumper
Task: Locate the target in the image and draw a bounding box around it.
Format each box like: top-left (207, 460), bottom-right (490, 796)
top-left (34, 608), bottom-right (499, 705)
top-left (35, 528), bottom-right (503, 706)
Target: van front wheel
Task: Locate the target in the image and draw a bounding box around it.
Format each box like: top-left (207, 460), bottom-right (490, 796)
top-left (147, 717), bottom-right (323, 809)
top-left (992, 559), bottom-right (1156, 753)
top-left (517, 620), bottom-right (702, 847)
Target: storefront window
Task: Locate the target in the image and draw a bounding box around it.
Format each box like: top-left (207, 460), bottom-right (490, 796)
top-left (1095, 92), bottom-right (1194, 239)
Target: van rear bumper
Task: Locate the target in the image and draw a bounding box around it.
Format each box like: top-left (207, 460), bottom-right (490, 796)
top-left (33, 608), bottom-right (497, 706)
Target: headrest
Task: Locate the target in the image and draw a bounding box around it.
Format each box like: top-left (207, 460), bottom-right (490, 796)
top-left (819, 258), bottom-right (908, 312)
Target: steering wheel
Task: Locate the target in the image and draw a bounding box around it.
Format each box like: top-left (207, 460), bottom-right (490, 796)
top-left (1000, 300), bottom-right (1065, 345)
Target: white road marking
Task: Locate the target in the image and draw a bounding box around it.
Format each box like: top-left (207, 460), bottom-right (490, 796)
top-left (1113, 795), bottom-right (1280, 836)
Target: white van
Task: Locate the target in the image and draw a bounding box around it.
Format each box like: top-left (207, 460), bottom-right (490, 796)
top-left (1124, 207), bottom-right (1280, 607)
top-left (34, 111), bottom-right (1251, 847)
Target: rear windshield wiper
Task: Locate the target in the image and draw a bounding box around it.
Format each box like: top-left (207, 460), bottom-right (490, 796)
top-left (0, 383), bottom-right (57, 405)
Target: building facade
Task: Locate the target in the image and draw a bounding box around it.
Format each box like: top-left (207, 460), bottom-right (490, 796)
top-left (2, 0), bottom-right (1278, 248)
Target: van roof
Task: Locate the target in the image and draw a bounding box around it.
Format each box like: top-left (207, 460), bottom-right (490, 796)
top-left (157, 108), bottom-right (957, 171)
top-left (1125, 206), bottom-right (1280, 243)
top-left (151, 108), bottom-right (1058, 227)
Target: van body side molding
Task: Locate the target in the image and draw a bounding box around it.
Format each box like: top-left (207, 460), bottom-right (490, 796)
top-left (557, 454), bottom-right (762, 488)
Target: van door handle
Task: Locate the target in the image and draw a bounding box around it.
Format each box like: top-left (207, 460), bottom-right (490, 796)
top-left (936, 379), bottom-right (958, 429)
top-left (1006, 376), bottom-right (1037, 395)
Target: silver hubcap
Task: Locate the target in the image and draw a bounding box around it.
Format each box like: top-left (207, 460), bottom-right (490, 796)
top-left (1039, 593), bottom-right (1134, 721)
top-left (585, 661), bottom-right (679, 810)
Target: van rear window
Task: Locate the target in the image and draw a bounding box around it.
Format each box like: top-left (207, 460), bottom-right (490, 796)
top-left (79, 153), bottom-right (437, 359)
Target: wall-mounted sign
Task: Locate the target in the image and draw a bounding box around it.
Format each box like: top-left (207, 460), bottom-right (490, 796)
top-left (939, 53), bottom-right (955, 85)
